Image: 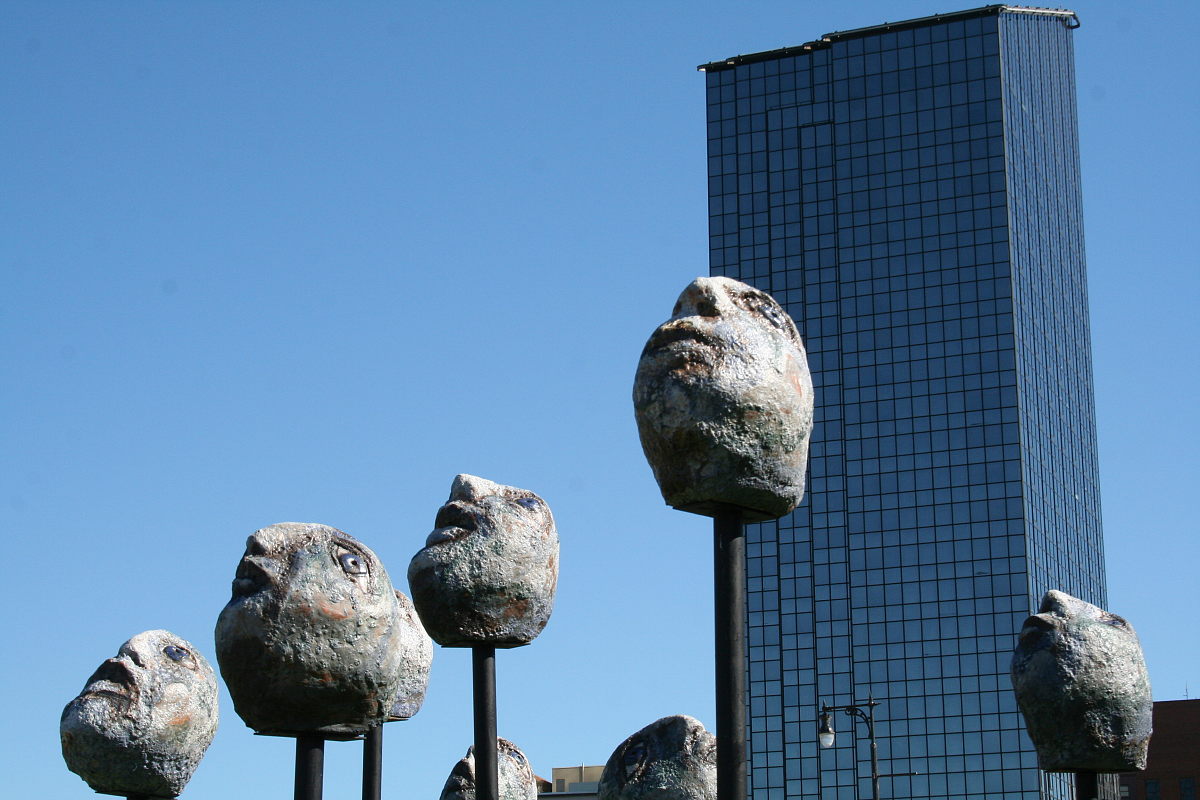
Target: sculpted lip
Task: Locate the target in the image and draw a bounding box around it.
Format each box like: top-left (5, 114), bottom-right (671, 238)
top-left (646, 321), bottom-right (717, 352)
top-left (232, 557), bottom-right (273, 598)
top-left (1021, 614), bottom-right (1055, 632)
top-left (80, 658), bottom-right (139, 707)
top-left (434, 501), bottom-right (477, 531)
top-left (1018, 613), bottom-right (1055, 646)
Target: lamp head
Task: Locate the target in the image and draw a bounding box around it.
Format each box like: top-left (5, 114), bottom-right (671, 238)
top-left (818, 711), bottom-right (835, 749)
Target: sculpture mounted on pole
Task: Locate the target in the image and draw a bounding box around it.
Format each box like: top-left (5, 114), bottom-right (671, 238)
top-left (60, 630), bottom-right (219, 799)
top-left (409, 474), bottom-right (559, 800)
top-left (633, 277), bottom-right (813, 800)
top-left (1011, 589), bottom-right (1152, 799)
top-left (214, 522), bottom-right (432, 800)
top-left (633, 276), bottom-right (813, 522)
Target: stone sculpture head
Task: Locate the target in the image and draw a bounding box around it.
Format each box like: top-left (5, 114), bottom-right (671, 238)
top-left (60, 630), bottom-right (219, 799)
top-left (214, 522), bottom-right (430, 737)
top-left (1010, 590), bottom-right (1152, 771)
top-left (389, 589), bottom-right (434, 720)
top-left (598, 715), bottom-right (716, 800)
top-left (408, 474), bottom-right (558, 648)
top-left (439, 737), bottom-right (539, 800)
top-left (633, 277), bottom-right (813, 522)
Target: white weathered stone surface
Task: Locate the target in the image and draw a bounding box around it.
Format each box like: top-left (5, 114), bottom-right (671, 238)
top-left (409, 475), bottom-right (558, 647)
top-left (214, 522), bottom-right (431, 737)
top-left (633, 277), bottom-right (813, 522)
top-left (598, 715), bottom-right (716, 800)
top-left (1011, 590), bottom-right (1152, 771)
top-left (439, 737), bottom-right (539, 800)
top-left (60, 630), bottom-right (219, 799)
top-left (389, 588), bottom-right (434, 720)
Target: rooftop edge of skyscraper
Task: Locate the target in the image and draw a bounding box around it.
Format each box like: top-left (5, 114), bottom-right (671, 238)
top-left (696, 5), bottom-right (1079, 72)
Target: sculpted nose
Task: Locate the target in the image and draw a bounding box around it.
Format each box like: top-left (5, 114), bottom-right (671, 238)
top-left (674, 278), bottom-right (723, 319)
top-left (89, 657), bottom-right (138, 685)
top-left (245, 528), bottom-right (285, 556)
top-left (1038, 590), bottom-right (1074, 618)
top-left (449, 473), bottom-right (499, 502)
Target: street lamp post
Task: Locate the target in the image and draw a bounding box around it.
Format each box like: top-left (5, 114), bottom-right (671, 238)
top-left (818, 698), bottom-right (881, 800)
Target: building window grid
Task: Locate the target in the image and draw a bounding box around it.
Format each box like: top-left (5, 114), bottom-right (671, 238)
top-left (710, 10), bottom-right (1095, 800)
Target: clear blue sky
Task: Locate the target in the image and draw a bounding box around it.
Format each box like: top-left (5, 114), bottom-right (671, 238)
top-left (4, 2), bottom-right (1196, 798)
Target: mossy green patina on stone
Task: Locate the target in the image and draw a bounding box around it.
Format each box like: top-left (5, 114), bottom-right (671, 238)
top-left (599, 715), bottom-right (716, 800)
top-left (409, 474), bottom-right (558, 648)
top-left (1011, 590), bottom-right (1152, 771)
top-left (633, 277), bottom-right (814, 522)
top-left (60, 630), bottom-right (219, 799)
top-left (214, 522), bottom-right (431, 737)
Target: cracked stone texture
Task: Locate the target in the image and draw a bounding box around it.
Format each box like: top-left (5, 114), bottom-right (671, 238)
top-left (598, 715), bottom-right (716, 800)
top-left (439, 737), bottom-right (538, 800)
top-left (633, 277), bottom-right (814, 522)
top-left (1011, 590), bottom-right (1152, 772)
top-left (409, 474), bottom-right (558, 647)
top-left (214, 522), bottom-right (432, 737)
top-left (60, 630), bottom-right (219, 799)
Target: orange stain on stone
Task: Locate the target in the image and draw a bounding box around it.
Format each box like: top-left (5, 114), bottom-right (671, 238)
top-left (317, 597), bottom-right (352, 620)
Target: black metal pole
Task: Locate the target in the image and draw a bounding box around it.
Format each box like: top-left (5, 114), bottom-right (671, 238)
top-left (473, 645), bottom-right (499, 800)
top-left (865, 705), bottom-right (879, 800)
top-left (363, 725), bottom-right (383, 800)
top-left (295, 733), bottom-right (325, 800)
top-left (714, 507), bottom-right (747, 800)
top-left (1075, 772), bottom-right (1099, 800)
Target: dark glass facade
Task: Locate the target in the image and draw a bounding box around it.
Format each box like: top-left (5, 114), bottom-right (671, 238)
top-left (701, 7), bottom-right (1103, 800)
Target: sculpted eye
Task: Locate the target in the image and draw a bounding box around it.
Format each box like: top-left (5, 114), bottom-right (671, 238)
top-left (742, 291), bottom-right (788, 327)
top-left (339, 551), bottom-right (368, 576)
top-left (163, 645), bottom-right (189, 662)
top-left (516, 497), bottom-right (541, 510)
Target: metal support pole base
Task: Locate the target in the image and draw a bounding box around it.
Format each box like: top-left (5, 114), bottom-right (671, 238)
top-left (1075, 772), bottom-right (1099, 800)
top-left (295, 734), bottom-right (325, 800)
top-left (714, 508), bottom-right (747, 800)
top-left (473, 645), bottom-right (499, 800)
top-left (363, 725), bottom-right (383, 800)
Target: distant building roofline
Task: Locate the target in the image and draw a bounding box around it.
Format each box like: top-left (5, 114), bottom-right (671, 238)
top-left (697, 5), bottom-right (1079, 72)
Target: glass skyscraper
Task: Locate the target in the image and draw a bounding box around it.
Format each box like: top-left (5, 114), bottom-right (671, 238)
top-left (700, 6), bottom-right (1103, 800)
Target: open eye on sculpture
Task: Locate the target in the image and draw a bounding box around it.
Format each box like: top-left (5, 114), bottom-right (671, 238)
top-left (515, 496), bottom-right (541, 510)
top-left (1101, 612), bottom-right (1131, 630)
top-left (163, 645), bottom-right (190, 662)
top-left (337, 549), bottom-right (369, 576)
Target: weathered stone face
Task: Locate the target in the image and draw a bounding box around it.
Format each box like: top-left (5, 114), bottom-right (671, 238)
top-left (389, 589), bottom-right (434, 720)
top-left (598, 715), bottom-right (716, 800)
top-left (408, 474), bottom-right (558, 648)
top-left (439, 738), bottom-right (539, 800)
top-left (1010, 590), bottom-right (1152, 772)
top-left (633, 277), bottom-right (813, 522)
top-left (214, 522), bottom-right (431, 737)
top-left (60, 630), bottom-right (219, 799)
